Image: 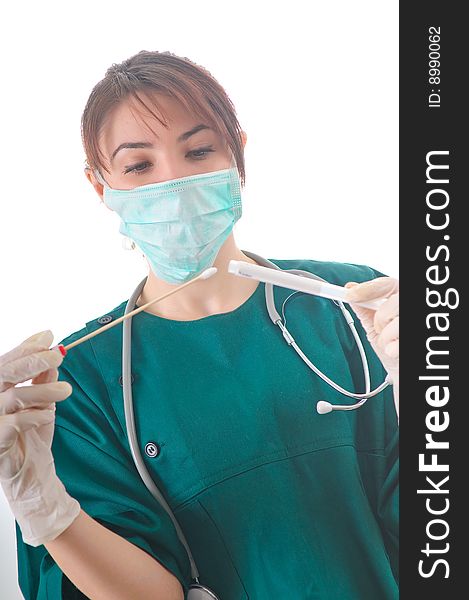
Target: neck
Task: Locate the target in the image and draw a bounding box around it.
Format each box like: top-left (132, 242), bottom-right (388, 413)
top-left (136, 234), bottom-right (260, 320)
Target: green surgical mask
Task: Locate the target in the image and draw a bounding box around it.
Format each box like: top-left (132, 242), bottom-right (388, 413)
top-left (103, 158), bottom-right (242, 284)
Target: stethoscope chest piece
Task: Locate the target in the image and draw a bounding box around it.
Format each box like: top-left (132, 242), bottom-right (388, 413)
top-left (188, 583), bottom-right (221, 599)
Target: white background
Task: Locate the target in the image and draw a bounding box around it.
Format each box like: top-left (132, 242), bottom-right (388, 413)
top-left (0, 1), bottom-right (398, 597)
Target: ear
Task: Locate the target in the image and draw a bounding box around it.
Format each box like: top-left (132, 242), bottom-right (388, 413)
top-left (84, 167), bottom-right (111, 210)
top-left (241, 130), bottom-right (247, 148)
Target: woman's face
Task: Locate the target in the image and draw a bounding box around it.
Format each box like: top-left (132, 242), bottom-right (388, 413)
top-left (97, 92), bottom-right (238, 191)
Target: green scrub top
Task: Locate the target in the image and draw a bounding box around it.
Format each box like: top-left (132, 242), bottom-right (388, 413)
top-left (15, 258), bottom-right (399, 600)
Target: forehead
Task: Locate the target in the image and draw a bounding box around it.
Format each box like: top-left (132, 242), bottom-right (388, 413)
top-left (100, 92), bottom-right (206, 158)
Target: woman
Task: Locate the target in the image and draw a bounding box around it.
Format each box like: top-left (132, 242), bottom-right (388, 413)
top-left (0, 50), bottom-right (399, 599)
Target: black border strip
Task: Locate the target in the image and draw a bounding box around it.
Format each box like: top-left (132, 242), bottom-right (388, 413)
top-left (400, 3), bottom-right (465, 596)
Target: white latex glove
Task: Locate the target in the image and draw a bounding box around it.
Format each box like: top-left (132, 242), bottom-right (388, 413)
top-left (344, 278), bottom-right (399, 422)
top-left (0, 330), bottom-right (81, 546)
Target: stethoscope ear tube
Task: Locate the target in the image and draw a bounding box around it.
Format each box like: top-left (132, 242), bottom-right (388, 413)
top-left (240, 250), bottom-right (391, 413)
top-left (123, 276), bottom-right (211, 591)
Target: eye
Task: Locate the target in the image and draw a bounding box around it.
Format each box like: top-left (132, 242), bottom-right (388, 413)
top-left (188, 146), bottom-right (215, 159)
top-left (123, 161), bottom-right (152, 175)
top-left (122, 146), bottom-right (215, 176)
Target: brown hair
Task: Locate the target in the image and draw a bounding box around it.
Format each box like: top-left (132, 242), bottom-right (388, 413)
top-left (81, 50), bottom-right (246, 186)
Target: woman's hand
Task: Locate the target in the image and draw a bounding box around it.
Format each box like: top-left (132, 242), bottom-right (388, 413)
top-left (344, 277), bottom-right (399, 421)
top-left (0, 330), bottom-right (81, 546)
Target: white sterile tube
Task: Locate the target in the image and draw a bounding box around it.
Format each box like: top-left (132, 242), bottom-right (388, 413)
top-left (228, 261), bottom-right (385, 311)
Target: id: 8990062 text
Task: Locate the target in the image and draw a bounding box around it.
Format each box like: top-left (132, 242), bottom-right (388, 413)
top-left (428, 26), bottom-right (441, 108)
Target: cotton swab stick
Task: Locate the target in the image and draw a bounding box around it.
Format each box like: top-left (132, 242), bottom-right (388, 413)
top-left (52, 267), bottom-right (218, 357)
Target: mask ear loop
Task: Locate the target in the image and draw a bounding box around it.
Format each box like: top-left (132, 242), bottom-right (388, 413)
top-left (94, 168), bottom-right (108, 187)
top-left (229, 152), bottom-right (237, 169)
top-left (228, 152), bottom-right (242, 219)
top-left (93, 168), bottom-right (137, 251)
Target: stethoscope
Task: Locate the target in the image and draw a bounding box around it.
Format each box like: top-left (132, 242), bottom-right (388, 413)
top-left (121, 250), bottom-right (392, 599)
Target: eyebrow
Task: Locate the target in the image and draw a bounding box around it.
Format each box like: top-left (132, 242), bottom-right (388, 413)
top-left (110, 124), bottom-right (212, 162)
